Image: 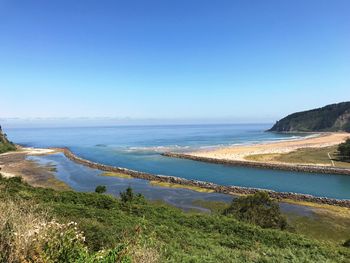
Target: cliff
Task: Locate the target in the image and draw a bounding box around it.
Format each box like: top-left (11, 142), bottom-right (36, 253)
top-left (269, 102), bottom-right (350, 132)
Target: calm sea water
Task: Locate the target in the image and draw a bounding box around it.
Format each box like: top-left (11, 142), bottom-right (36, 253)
top-left (6, 124), bottom-right (350, 200)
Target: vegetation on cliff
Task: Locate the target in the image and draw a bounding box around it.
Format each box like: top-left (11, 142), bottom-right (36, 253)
top-left (269, 102), bottom-right (350, 132)
top-left (1, 175), bottom-right (349, 262)
top-left (0, 126), bottom-right (16, 154)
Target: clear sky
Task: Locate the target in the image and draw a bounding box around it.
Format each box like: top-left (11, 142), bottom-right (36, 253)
top-left (1, 0), bottom-right (349, 124)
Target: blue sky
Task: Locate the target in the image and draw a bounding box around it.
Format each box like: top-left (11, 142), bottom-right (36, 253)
top-left (1, 0), bottom-right (349, 123)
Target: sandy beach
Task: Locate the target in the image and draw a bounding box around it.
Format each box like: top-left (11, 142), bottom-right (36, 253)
top-left (189, 132), bottom-right (350, 162)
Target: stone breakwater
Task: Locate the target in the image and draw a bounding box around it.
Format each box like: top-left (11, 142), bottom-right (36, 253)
top-left (162, 152), bottom-right (350, 176)
top-left (57, 148), bottom-right (350, 208)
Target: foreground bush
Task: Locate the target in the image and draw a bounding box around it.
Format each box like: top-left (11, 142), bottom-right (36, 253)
top-left (0, 199), bottom-right (156, 263)
top-left (1, 175), bottom-right (349, 262)
top-left (0, 200), bottom-right (48, 262)
top-left (223, 192), bottom-right (288, 230)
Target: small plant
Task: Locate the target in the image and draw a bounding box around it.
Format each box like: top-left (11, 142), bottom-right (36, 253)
top-left (223, 192), bottom-right (288, 230)
top-left (95, 185), bottom-right (107, 194)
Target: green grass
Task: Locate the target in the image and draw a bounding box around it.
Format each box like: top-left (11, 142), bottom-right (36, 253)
top-left (1, 175), bottom-right (350, 262)
top-left (288, 211), bottom-right (350, 243)
top-left (150, 181), bottom-right (214, 193)
top-left (246, 146), bottom-right (350, 168)
top-left (100, 172), bottom-right (133, 179)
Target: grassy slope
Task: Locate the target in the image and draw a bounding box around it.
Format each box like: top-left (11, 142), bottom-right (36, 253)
top-left (1, 176), bottom-right (349, 262)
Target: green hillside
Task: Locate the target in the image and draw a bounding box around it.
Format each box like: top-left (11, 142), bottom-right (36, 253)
top-left (1, 175), bottom-right (349, 262)
top-left (0, 126), bottom-right (16, 153)
top-left (269, 102), bottom-right (350, 132)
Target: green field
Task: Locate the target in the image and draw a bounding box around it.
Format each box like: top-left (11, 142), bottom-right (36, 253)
top-left (1, 175), bottom-right (350, 262)
top-left (246, 146), bottom-right (350, 168)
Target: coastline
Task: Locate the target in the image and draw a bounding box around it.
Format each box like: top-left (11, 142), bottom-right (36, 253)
top-left (56, 147), bottom-right (350, 208)
top-left (162, 152), bottom-right (350, 175)
top-left (189, 132), bottom-right (349, 161)
top-left (163, 132), bottom-right (350, 175)
top-left (2, 144), bottom-right (350, 208)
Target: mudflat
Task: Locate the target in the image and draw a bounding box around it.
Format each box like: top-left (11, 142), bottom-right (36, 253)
top-left (0, 147), bottom-right (69, 190)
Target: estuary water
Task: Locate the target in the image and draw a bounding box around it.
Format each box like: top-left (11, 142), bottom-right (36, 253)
top-left (6, 124), bottom-right (350, 200)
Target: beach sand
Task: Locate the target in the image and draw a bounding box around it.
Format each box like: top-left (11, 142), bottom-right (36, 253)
top-left (189, 132), bottom-right (350, 162)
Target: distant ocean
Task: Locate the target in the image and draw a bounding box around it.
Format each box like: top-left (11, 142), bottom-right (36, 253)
top-left (6, 124), bottom-right (350, 200)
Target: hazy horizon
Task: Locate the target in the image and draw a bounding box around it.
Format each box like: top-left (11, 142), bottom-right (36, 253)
top-left (1, 116), bottom-right (275, 129)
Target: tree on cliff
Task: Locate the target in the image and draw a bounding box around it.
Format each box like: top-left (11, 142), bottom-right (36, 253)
top-left (223, 192), bottom-right (288, 230)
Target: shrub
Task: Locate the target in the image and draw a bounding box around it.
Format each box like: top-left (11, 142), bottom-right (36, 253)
top-left (120, 187), bottom-right (144, 204)
top-left (95, 185), bottom-right (107, 194)
top-left (338, 139), bottom-right (350, 162)
top-left (223, 192), bottom-right (288, 230)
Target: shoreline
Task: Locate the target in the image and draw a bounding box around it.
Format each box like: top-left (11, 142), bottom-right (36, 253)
top-left (54, 147), bottom-right (350, 208)
top-left (189, 132), bottom-right (349, 160)
top-left (188, 132), bottom-right (350, 161)
top-left (162, 152), bottom-right (350, 175)
top-left (164, 132), bottom-right (350, 174)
